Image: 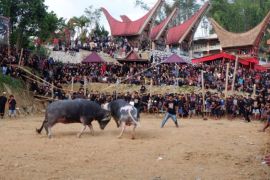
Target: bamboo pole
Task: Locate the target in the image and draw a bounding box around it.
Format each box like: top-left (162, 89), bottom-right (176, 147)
top-left (150, 78), bottom-right (153, 96)
top-left (225, 63), bottom-right (230, 99)
top-left (51, 83), bottom-right (54, 99)
top-left (7, 17), bottom-right (11, 58)
top-left (18, 48), bottom-right (24, 66)
top-left (231, 56), bottom-right (238, 93)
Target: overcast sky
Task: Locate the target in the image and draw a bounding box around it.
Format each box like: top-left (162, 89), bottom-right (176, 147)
top-left (44, 0), bottom-right (207, 37)
top-left (44, 0), bottom-right (159, 30)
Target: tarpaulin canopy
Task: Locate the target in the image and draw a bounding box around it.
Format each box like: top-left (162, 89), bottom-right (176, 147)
top-left (254, 64), bottom-right (267, 72)
top-left (163, 53), bottom-right (187, 64)
top-left (82, 52), bottom-right (106, 63)
top-left (117, 50), bottom-right (148, 63)
top-left (192, 52), bottom-right (258, 66)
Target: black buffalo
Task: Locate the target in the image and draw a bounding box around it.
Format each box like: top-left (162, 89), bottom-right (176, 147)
top-left (36, 99), bottom-right (111, 138)
top-left (104, 99), bottom-right (139, 139)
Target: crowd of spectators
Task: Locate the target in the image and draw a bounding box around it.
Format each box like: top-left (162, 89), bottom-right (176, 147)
top-left (23, 57), bottom-right (269, 99)
top-left (55, 35), bottom-right (133, 59)
top-left (1, 45), bottom-right (270, 121)
top-left (46, 89), bottom-right (269, 124)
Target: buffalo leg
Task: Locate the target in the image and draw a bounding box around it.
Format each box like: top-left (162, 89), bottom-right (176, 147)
top-left (48, 127), bottom-right (52, 139)
top-left (77, 125), bottom-right (87, 138)
top-left (117, 121), bottom-right (126, 139)
top-left (88, 124), bottom-right (94, 136)
top-left (131, 125), bottom-right (137, 140)
top-left (44, 125), bottom-right (49, 135)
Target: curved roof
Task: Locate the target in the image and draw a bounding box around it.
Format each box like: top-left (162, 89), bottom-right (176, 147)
top-left (101, 0), bottom-right (164, 36)
top-left (210, 11), bottom-right (270, 49)
top-left (120, 15), bottom-right (131, 22)
top-left (150, 8), bottom-right (178, 41)
top-left (166, 2), bottom-right (210, 45)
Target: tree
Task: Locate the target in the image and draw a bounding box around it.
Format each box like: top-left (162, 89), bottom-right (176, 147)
top-left (84, 5), bottom-right (102, 30)
top-left (93, 22), bottom-right (108, 37)
top-left (0, 0), bottom-right (64, 49)
top-left (209, 0), bottom-right (270, 33)
top-left (135, 0), bottom-right (200, 25)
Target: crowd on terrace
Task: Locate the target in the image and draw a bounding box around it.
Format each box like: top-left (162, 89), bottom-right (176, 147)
top-left (1, 45), bottom-right (270, 121)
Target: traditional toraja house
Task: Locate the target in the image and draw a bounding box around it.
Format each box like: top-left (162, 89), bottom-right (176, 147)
top-left (210, 11), bottom-right (270, 57)
top-left (101, 0), bottom-right (164, 50)
top-left (165, 2), bottom-right (211, 53)
top-left (150, 8), bottom-right (178, 50)
top-left (193, 10), bottom-right (270, 69)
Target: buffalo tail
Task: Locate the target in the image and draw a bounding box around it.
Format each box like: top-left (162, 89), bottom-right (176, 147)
top-left (128, 108), bottom-right (140, 127)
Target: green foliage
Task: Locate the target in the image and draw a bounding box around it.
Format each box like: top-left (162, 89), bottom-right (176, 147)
top-left (93, 23), bottom-right (109, 37)
top-left (84, 5), bottom-right (102, 29)
top-left (209, 0), bottom-right (270, 33)
top-left (0, 0), bottom-right (64, 49)
top-left (135, 0), bottom-right (200, 24)
top-left (0, 74), bottom-right (24, 91)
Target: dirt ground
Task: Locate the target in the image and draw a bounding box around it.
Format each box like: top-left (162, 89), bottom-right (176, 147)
top-left (0, 114), bottom-right (269, 180)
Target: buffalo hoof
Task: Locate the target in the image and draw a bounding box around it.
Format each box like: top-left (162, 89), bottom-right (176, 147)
top-left (77, 133), bottom-right (82, 138)
top-left (131, 136), bottom-right (135, 140)
top-left (48, 135), bottom-right (52, 139)
top-left (117, 135), bottom-right (122, 139)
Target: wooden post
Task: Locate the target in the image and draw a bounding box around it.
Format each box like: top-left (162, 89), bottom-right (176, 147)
top-left (151, 41), bottom-right (156, 50)
top-left (69, 77), bottom-right (74, 99)
top-left (150, 78), bottom-right (153, 96)
top-left (18, 48), bottom-right (24, 66)
top-left (231, 56), bottom-right (238, 93)
top-left (225, 63), bottom-right (230, 99)
top-left (201, 71), bottom-right (205, 113)
top-left (71, 77), bottom-right (74, 92)
top-left (51, 83), bottom-right (54, 99)
top-left (84, 76), bottom-right (87, 96)
top-left (252, 84), bottom-right (256, 98)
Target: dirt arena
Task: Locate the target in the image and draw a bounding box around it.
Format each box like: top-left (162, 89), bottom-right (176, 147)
top-left (0, 114), bottom-right (269, 180)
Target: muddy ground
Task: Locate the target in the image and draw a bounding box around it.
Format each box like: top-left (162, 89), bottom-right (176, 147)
top-left (0, 114), bottom-right (269, 180)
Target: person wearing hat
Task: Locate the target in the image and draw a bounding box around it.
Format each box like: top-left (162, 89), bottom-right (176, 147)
top-left (0, 92), bottom-right (7, 119)
top-left (161, 94), bottom-right (179, 128)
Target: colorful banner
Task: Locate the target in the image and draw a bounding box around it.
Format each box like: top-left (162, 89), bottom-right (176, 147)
top-left (0, 16), bottom-right (9, 45)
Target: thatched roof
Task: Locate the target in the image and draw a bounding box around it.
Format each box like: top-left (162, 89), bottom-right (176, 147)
top-left (210, 11), bottom-right (270, 49)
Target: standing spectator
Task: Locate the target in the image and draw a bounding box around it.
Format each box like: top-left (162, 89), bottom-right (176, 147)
top-left (161, 94), bottom-right (179, 128)
top-left (132, 91), bottom-right (142, 120)
top-left (0, 92), bottom-right (7, 119)
top-left (8, 95), bottom-right (16, 118)
top-left (260, 110), bottom-right (270, 132)
top-left (188, 97), bottom-right (196, 119)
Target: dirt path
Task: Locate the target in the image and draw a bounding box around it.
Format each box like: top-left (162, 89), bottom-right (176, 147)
top-left (0, 114), bottom-right (269, 180)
